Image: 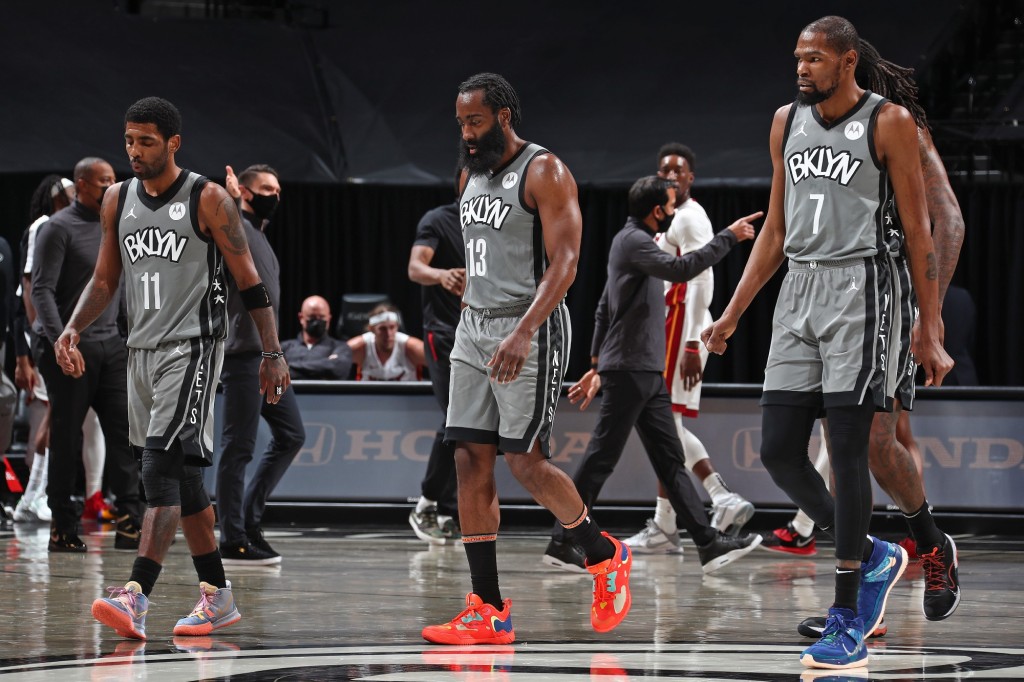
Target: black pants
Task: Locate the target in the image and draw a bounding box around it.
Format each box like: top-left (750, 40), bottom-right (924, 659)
top-left (422, 329), bottom-right (458, 517)
top-left (215, 352), bottom-right (305, 544)
top-left (551, 371), bottom-right (715, 545)
top-left (35, 336), bottom-right (141, 533)
top-left (760, 402), bottom-right (876, 561)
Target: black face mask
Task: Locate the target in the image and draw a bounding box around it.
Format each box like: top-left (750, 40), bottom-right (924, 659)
top-left (247, 191), bottom-right (279, 223)
top-left (304, 318), bottom-right (327, 339)
top-left (655, 207), bottom-right (674, 233)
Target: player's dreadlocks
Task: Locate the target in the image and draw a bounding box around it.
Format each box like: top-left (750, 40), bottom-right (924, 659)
top-left (29, 174), bottom-right (65, 222)
top-left (856, 38), bottom-right (930, 130)
top-left (458, 72), bottom-right (523, 129)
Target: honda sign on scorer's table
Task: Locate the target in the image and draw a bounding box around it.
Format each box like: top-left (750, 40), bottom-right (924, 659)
top-left (208, 383), bottom-right (1024, 511)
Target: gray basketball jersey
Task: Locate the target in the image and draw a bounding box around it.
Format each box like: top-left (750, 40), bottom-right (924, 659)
top-left (459, 143), bottom-right (549, 310)
top-left (783, 91), bottom-right (890, 261)
top-left (116, 171), bottom-right (226, 349)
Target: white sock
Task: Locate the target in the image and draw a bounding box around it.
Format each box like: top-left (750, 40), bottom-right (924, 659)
top-left (654, 496), bottom-right (676, 534)
top-left (82, 410), bottom-right (106, 498)
top-left (702, 472), bottom-right (732, 506)
top-left (416, 496), bottom-right (436, 514)
top-left (791, 510), bottom-right (815, 538)
top-left (23, 452), bottom-right (47, 501)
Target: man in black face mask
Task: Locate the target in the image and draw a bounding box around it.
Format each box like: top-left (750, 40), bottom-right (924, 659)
top-left (216, 163), bottom-right (305, 565)
top-left (542, 175), bottom-right (764, 576)
top-left (281, 295), bottom-right (352, 379)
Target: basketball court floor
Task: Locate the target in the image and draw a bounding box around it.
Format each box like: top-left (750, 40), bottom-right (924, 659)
top-left (2, 522), bottom-right (1021, 681)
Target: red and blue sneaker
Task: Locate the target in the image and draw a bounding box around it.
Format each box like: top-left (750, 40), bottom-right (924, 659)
top-left (587, 532), bottom-right (632, 633)
top-left (422, 593), bottom-right (515, 645)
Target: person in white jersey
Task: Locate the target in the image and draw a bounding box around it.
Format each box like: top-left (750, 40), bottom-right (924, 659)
top-left (347, 303), bottom-right (424, 381)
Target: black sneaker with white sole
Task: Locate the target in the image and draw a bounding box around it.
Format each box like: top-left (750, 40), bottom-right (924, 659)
top-left (246, 526), bottom-right (281, 560)
top-left (696, 531), bottom-right (762, 574)
top-left (220, 539), bottom-right (282, 565)
top-left (541, 539), bottom-right (587, 574)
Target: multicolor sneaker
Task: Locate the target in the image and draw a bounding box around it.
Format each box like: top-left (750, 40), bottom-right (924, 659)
top-left (760, 523), bottom-right (817, 556)
top-left (799, 615), bottom-right (887, 638)
top-left (587, 533), bottom-right (632, 633)
top-left (623, 518), bottom-right (683, 554)
top-left (409, 505), bottom-right (448, 545)
top-left (422, 593), bottom-right (515, 645)
top-left (709, 492), bottom-right (755, 535)
top-left (799, 607), bottom-right (867, 669)
top-left (858, 536), bottom-right (908, 636)
top-left (173, 581), bottom-right (241, 636)
top-left (920, 533), bottom-right (961, 620)
top-left (92, 581), bottom-right (149, 640)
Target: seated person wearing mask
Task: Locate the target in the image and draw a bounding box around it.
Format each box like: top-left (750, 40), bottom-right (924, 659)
top-left (281, 295), bottom-right (353, 380)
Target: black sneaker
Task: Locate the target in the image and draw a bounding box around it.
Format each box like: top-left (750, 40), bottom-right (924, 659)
top-left (696, 531), bottom-right (762, 574)
top-left (115, 515), bottom-right (142, 550)
top-left (920, 533), bottom-right (961, 620)
top-left (541, 539), bottom-right (587, 574)
top-left (220, 539), bottom-right (281, 566)
top-left (49, 529), bottom-right (87, 553)
top-left (245, 526), bottom-right (281, 560)
top-left (798, 615), bottom-right (887, 638)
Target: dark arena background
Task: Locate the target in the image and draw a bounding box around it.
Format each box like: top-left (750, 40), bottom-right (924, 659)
top-left (1, 1), bottom-right (1022, 680)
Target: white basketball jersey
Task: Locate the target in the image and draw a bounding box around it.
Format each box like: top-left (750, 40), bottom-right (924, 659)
top-left (358, 331), bottom-right (419, 381)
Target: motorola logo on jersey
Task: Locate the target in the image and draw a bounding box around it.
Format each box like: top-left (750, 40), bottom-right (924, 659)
top-left (169, 201), bottom-right (187, 220)
top-left (787, 145), bottom-right (863, 187)
top-left (501, 171), bottom-right (518, 189)
top-left (461, 193), bottom-right (512, 231)
top-left (122, 226), bottom-right (189, 264)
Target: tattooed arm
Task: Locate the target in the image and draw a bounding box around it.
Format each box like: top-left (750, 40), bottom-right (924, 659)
top-left (198, 182), bottom-right (289, 402)
top-left (918, 127), bottom-right (965, 305)
top-left (55, 183), bottom-right (126, 376)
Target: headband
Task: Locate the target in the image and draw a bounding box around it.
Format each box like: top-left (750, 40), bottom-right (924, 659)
top-left (50, 178), bottom-right (73, 198)
top-left (369, 311), bottom-right (399, 326)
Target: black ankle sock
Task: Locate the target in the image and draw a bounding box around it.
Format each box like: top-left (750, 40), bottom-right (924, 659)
top-left (463, 536), bottom-right (502, 609)
top-left (904, 500), bottom-right (943, 550)
top-left (833, 568), bottom-right (860, 613)
top-left (563, 506), bottom-right (614, 564)
top-left (130, 556), bottom-right (162, 596)
top-left (192, 550), bottom-right (227, 589)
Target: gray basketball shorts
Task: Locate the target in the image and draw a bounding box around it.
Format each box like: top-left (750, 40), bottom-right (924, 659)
top-left (128, 337), bottom-right (224, 466)
top-left (890, 256), bottom-right (917, 410)
top-left (445, 302), bottom-right (570, 456)
top-left (761, 257), bottom-right (896, 410)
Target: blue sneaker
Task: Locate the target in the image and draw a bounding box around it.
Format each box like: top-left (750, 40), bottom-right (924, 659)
top-left (173, 581), bottom-right (241, 636)
top-left (858, 536), bottom-right (908, 635)
top-left (800, 607), bottom-right (867, 669)
top-left (92, 581), bottom-right (149, 640)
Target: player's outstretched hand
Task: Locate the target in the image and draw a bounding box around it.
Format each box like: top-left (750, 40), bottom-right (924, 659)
top-left (701, 315), bottom-right (738, 356)
top-left (224, 165), bottom-right (241, 200)
top-left (568, 369), bottom-right (601, 411)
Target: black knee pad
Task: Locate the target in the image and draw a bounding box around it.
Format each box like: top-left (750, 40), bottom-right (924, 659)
top-left (180, 466), bottom-right (211, 517)
top-left (141, 447), bottom-right (184, 507)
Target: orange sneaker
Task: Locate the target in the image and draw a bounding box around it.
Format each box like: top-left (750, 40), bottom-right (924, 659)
top-left (422, 593), bottom-right (515, 645)
top-left (587, 533), bottom-right (632, 633)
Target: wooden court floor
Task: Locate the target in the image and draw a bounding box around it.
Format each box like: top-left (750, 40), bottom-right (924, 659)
top-left (1, 521), bottom-right (1021, 681)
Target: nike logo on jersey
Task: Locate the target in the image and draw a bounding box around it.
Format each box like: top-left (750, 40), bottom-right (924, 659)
top-left (787, 146), bottom-right (863, 187)
top-left (123, 226), bottom-right (189, 264)
top-left (461, 194), bottom-right (512, 231)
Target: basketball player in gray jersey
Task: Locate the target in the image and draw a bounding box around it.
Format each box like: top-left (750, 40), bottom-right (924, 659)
top-left (54, 97), bottom-right (290, 641)
top-left (702, 17), bottom-right (952, 670)
top-left (423, 73), bottom-right (632, 645)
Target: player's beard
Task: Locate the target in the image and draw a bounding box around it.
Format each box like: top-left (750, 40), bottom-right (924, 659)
top-left (796, 78), bottom-right (839, 106)
top-left (459, 123), bottom-right (506, 176)
top-left (133, 150), bottom-right (169, 180)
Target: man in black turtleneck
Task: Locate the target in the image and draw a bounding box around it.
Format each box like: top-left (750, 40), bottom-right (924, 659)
top-left (31, 157), bottom-right (142, 552)
top-left (216, 164), bottom-right (304, 565)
